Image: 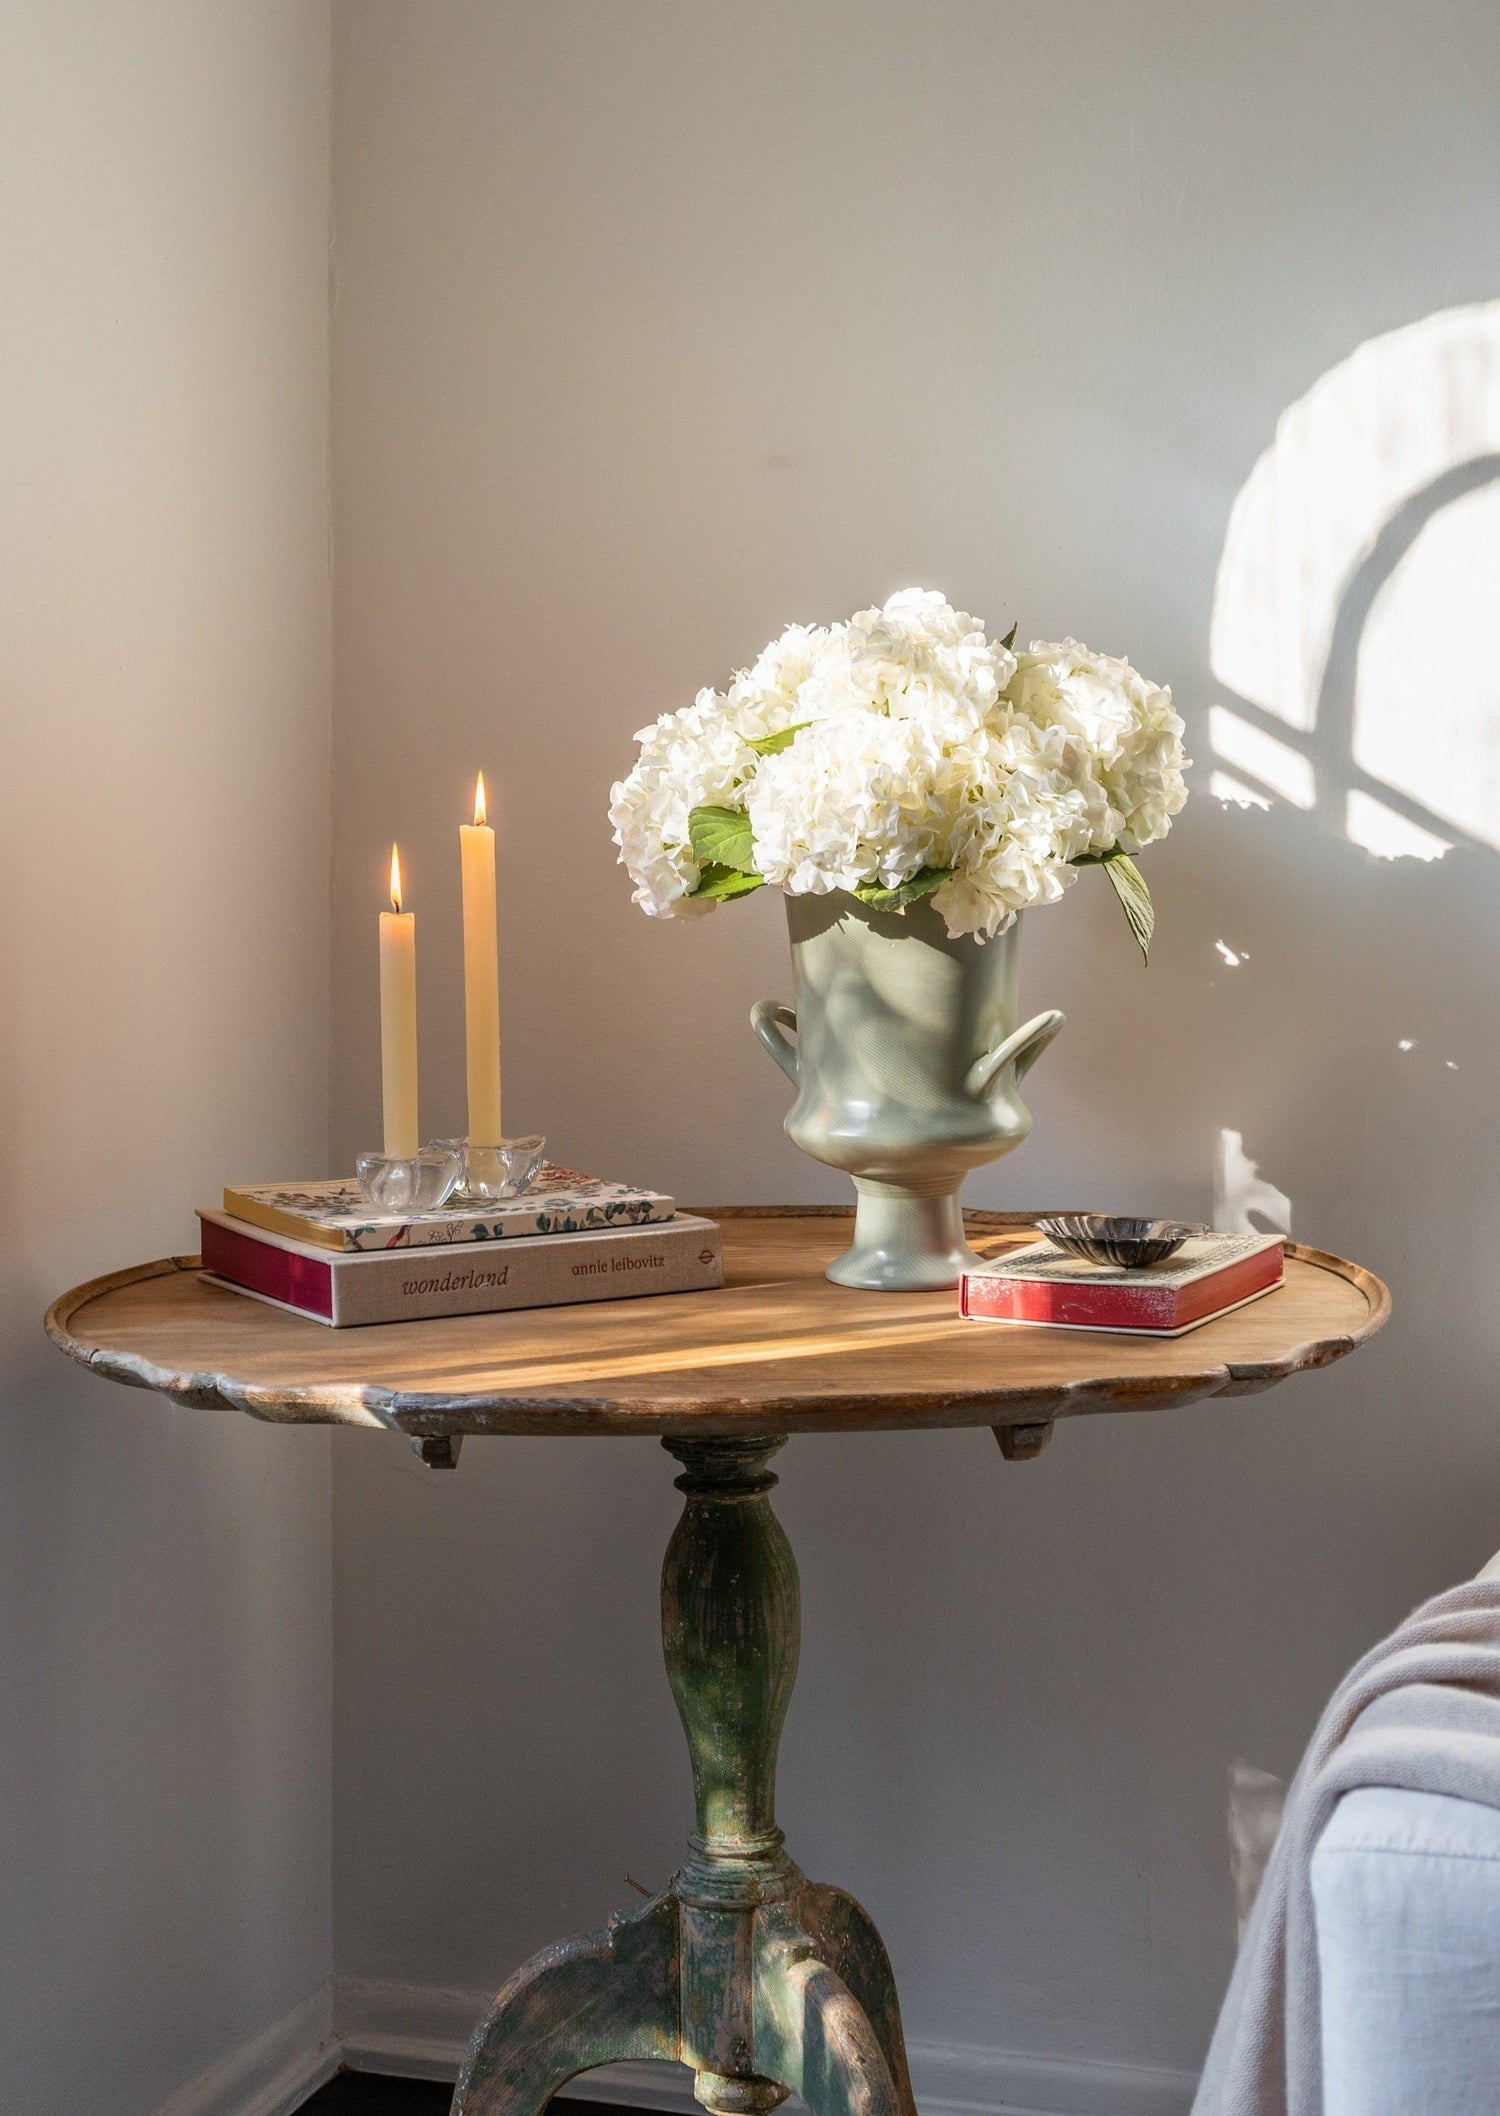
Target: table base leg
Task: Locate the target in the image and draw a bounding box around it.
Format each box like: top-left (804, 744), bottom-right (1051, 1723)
top-left (753, 1884), bottom-right (914, 2116)
top-left (455, 1894), bottom-right (679, 2113)
top-left (788, 1881), bottom-right (915, 2116)
top-left (452, 1439), bottom-right (914, 2116)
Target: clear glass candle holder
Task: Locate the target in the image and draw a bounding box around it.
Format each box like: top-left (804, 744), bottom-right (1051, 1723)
top-left (430, 1134), bottom-right (547, 1203)
top-left (355, 1142), bottom-right (465, 1214)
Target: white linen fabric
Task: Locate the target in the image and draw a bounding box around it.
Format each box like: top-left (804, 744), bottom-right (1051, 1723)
top-left (1191, 1577), bottom-right (1500, 2116)
top-left (1312, 1785), bottom-right (1500, 2116)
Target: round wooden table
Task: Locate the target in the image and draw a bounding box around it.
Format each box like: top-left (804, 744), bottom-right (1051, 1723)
top-left (47, 1207), bottom-right (1388, 2116)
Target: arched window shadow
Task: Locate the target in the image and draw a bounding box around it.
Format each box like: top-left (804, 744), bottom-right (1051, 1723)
top-left (1312, 453), bottom-right (1500, 852)
top-left (1214, 450), bottom-right (1500, 853)
top-left (1207, 303), bottom-right (1500, 858)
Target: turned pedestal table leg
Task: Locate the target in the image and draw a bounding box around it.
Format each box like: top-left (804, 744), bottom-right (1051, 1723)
top-left (452, 1437), bottom-right (915, 2116)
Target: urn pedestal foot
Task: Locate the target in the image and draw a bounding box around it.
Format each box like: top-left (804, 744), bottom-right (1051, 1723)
top-left (450, 1438), bottom-right (915, 2116)
top-left (827, 1181), bottom-right (976, 1291)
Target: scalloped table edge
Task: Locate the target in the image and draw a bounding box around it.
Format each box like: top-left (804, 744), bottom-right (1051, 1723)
top-left (44, 1207), bottom-right (1391, 1442)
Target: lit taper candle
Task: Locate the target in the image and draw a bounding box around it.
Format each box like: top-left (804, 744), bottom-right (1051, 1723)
top-left (460, 773), bottom-right (503, 1145)
top-left (379, 844), bottom-right (419, 1158)
top-left (461, 774), bottom-right (503, 1151)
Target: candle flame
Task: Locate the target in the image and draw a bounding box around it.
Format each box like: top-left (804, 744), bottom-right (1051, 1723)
top-left (473, 772), bottom-right (487, 828)
top-left (389, 843), bottom-right (403, 913)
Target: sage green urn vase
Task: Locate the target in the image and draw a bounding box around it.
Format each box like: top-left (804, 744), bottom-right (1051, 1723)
top-left (751, 891), bottom-right (1063, 1291)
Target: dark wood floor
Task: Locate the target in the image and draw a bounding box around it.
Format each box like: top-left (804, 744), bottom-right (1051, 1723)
top-left (299, 2078), bottom-right (452, 2114)
top-left (300, 2078), bottom-right (639, 2115)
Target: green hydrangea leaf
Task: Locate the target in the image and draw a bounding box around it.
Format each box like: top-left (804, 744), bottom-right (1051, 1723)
top-left (689, 861), bottom-right (766, 902)
top-left (1069, 845), bottom-right (1155, 960)
top-left (687, 804), bottom-right (756, 873)
top-left (1104, 854), bottom-right (1154, 961)
top-left (852, 866), bottom-right (952, 913)
top-left (1000, 622), bottom-right (1018, 652)
top-left (745, 721), bottom-right (811, 756)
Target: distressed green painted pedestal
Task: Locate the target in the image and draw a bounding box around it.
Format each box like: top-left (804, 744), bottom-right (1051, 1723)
top-left (454, 1436), bottom-right (914, 2116)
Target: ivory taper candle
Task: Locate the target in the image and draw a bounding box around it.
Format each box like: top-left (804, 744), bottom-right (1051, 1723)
top-left (460, 772), bottom-right (503, 1144)
top-left (379, 844), bottom-right (420, 1158)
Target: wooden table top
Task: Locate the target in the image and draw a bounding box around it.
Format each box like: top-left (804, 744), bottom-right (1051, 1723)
top-left (45, 1207), bottom-right (1388, 1445)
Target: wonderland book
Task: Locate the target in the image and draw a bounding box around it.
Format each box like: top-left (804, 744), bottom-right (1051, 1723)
top-left (200, 1210), bottom-right (722, 1326)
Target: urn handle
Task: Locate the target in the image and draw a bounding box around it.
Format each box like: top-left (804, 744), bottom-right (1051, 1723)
top-left (965, 1008), bottom-right (1065, 1101)
top-left (750, 999), bottom-right (800, 1084)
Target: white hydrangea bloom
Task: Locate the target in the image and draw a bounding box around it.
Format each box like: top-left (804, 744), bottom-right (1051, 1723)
top-left (1003, 639), bottom-right (1189, 855)
top-left (607, 687), bottom-right (757, 917)
top-left (608, 622), bottom-right (839, 915)
top-left (747, 708), bottom-right (969, 896)
top-left (609, 593), bottom-right (1187, 938)
top-left (723, 622), bottom-right (832, 735)
top-left (797, 587), bottom-right (1012, 736)
top-left (930, 721), bottom-right (1092, 938)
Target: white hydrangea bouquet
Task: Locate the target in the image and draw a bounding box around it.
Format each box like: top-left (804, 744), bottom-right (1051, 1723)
top-left (610, 590), bottom-right (1188, 1291)
top-left (610, 588), bottom-right (1188, 959)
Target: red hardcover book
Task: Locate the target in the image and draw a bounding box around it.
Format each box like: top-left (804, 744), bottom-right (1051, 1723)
top-left (959, 1232), bottom-right (1285, 1335)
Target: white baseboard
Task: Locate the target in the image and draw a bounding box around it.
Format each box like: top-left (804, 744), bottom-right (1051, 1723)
top-left (335, 1973), bottom-right (476, 2084)
top-left (152, 1987), bottom-right (338, 2116)
top-left (333, 1977), bottom-right (1196, 2116)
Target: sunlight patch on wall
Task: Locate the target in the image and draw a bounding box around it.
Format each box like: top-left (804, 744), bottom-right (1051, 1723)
top-left (1208, 707), bottom-right (1315, 808)
top-left (1345, 791), bottom-right (1450, 863)
top-left (1208, 301), bottom-right (1500, 864)
top-left (1210, 771), bottom-right (1271, 811)
top-left (1351, 478), bottom-right (1500, 849)
top-left (1211, 302), bottom-right (1500, 734)
top-left (1215, 1129), bottom-right (1291, 1237)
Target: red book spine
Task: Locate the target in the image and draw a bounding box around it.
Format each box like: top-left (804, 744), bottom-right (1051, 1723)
top-left (201, 1215), bottom-right (334, 1320)
top-left (960, 1244), bottom-right (1284, 1329)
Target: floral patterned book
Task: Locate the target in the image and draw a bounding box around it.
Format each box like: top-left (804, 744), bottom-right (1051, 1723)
top-left (222, 1164), bottom-right (676, 1253)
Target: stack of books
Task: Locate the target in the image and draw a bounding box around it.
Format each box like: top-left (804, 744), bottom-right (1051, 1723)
top-left (199, 1166), bottom-right (722, 1327)
top-left (959, 1231), bottom-right (1285, 1335)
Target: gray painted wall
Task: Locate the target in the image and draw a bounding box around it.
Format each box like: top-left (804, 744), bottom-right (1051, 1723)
top-left (1, 6), bottom-right (335, 2111)
top-left (14, 0), bottom-right (1489, 2104)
